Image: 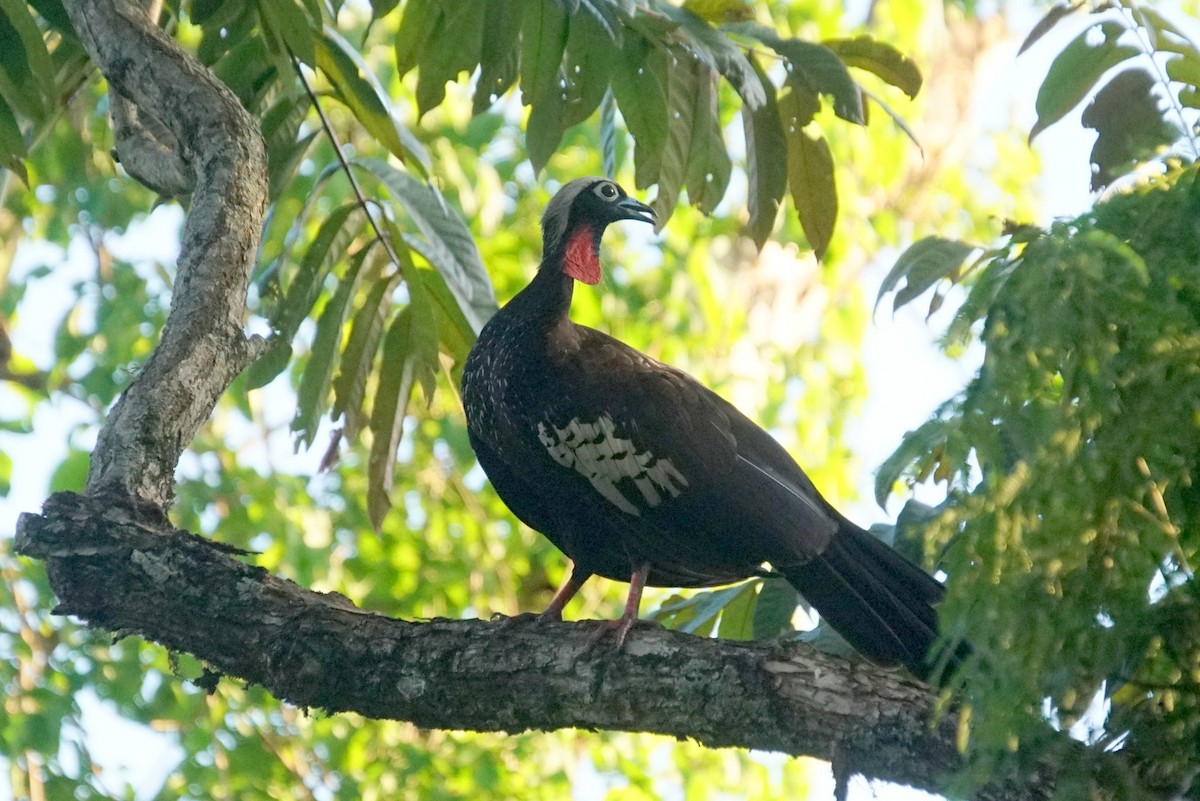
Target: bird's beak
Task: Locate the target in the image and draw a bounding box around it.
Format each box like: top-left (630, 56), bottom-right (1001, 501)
top-left (617, 197), bottom-right (656, 225)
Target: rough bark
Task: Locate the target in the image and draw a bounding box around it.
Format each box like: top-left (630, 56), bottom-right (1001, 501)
top-left (16, 492), bottom-right (1050, 801)
top-left (64, 0), bottom-right (267, 510)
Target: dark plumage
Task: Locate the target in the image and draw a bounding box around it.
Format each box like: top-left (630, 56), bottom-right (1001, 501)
top-left (461, 177), bottom-right (951, 679)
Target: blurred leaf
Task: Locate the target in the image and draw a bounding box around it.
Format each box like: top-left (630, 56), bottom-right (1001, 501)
top-left (874, 418), bottom-right (951, 507)
top-left (520, 0), bottom-right (568, 105)
top-left (393, 0), bottom-right (438, 77)
top-left (353, 158), bottom-right (497, 333)
top-left (0, 0), bottom-right (54, 121)
top-left (877, 236), bottom-right (975, 312)
top-left (824, 36), bottom-right (922, 99)
top-left (1018, 2), bottom-right (1083, 55)
top-left (526, 77), bottom-right (565, 174)
top-left (277, 203), bottom-right (360, 339)
top-left (1081, 68), bottom-right (1178, 191)
top-left (742, 60), bottom-right (786, 247)
top-left (1029, 22), bottom-right (1138, 142)
top-left (256, 0), bottom-right (316, 66)
top-left (0, 96), bottom-right (27, 182)
top-left (415, 0), bottom-right (486, 116)
top-left (472, 0), bottom-right (523, 114)
top-left (752, 577), bottom-right (801, 639)
top-left (0, 448), bottom-right (10, 496)
top-left (782, 111), bottom-right (836, 261)
top-left (49, 449), bottom-right (90, 493)
top-left (716, 581), bottom-right (757, 640)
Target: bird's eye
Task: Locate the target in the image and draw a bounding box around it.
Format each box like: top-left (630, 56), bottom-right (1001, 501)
top-left (595, 182), bottom-right (618, 200)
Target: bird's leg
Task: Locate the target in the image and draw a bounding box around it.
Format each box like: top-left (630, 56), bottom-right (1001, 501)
top-left (537, 565), bottom-right (592, 622)
top-left (588, 562), bottom-right (652, 650)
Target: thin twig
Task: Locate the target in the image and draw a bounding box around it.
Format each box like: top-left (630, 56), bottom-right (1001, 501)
top-left (293, 58), bottom-right (407, 276)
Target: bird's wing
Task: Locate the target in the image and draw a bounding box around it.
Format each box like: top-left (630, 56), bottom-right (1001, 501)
top-left (536, 327), bottom-right (838, 566)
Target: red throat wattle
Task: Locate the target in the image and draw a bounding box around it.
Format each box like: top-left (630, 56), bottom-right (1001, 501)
top-left (563, 227), bottom-right (601, 285)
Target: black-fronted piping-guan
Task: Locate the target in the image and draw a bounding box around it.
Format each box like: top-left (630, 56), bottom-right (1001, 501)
top-left (461, 177), bottom-right (951, 679)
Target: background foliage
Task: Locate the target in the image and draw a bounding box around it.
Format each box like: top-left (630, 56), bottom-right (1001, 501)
top-left (2, 0), bottom-right (1197, 798)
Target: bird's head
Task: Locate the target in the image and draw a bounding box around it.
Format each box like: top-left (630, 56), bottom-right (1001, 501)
top-left (541, 177), bottom-right (655, 285)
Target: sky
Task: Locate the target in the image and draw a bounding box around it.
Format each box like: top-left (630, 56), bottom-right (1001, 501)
top-left (0, 1), bottom-right (1178, 799)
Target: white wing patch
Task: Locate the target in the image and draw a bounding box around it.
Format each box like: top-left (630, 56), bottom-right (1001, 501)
top-left (537, 415), bottom-right (689, 516)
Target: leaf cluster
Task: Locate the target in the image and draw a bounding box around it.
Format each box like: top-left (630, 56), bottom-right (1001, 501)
top-left (880, 164), bottom-right (1200, 797)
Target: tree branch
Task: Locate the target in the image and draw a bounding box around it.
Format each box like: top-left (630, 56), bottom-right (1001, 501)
top-left (63, 0), bottom-right (268, 511)
top-left (16, 492), bottom-right (1057, 801)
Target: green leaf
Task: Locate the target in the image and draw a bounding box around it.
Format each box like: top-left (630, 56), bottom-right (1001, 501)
top-left (0, 96), bottom-right (27, 182)
top-left (874, 418), bottom-right (951, 507)
top-left (823, 36), bottom-right (921, 99)
top-left (415, 0), bottom-right (487, 116)
top-left (255, 0), bottom-right (316, 66)
top-left (520, 0), bottom-right (568, 105)
top-left (562, 9), bottom-right (616, 127)
top-left (646, 6), bottom-right (765, 110)
top-left (876, 236), bottom-right (975, 312)
top-left (370, 0), bottom-right (400, 18)
top-left (0, 448), bottom-right (11, 496)
top-left (1166, 53), bottom-right (1200, 90)
top-left (353, 158), bottom-right (498, 333)
top-left (367, 275), bottom-right (439, 531)
top-left (1082, 69), bottom-right (1179, 191)
top-left (244, 338), bottom-right (294, 390)
top-left (684, 66), bottom-right (730, 214)
top-left (293, 244), bottom-right (375, 449)
top-left (277, 203), bottom-right (360, 339)
top-left (473, 0), bottom-right (524, 114)
top-left (0, 0), bottom-right (55, 113)
top-left (393, 0), bottom-right (439, 77)
top-left (742, 60), bottom-right (787, 247)
top-left (316, 28), bottom-right (430, 170)
top-left (751, 578), bottom-right (801, 639)
top-left (736, 25), bottom-right (863, 124)
top-left (332, 270), bottom-right (402, 437)
top-left (1018, 2), bottom-right (1082, 56)
top-left (261, 95), bottom-right (315, 199)
top-left (652, 50), bottom-right (702, 223)
top-left (610, 36), bottom-right (667, 190)
top-left (782, 111), bottom-right (836, 261)
top-left (716, 581), bottom-right (757, 641)
top-left (49, 449), bottom-right (90, 493)
top-left (652, 583), bottom-right (752, 636)
top-left (1029, 22), bottom-right (1138, 142)
top-left (526, 79), bottom-right (566, 174)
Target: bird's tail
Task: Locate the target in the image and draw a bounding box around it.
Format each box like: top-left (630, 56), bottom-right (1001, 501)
top-left (779, 520), bottom-right (962, 682)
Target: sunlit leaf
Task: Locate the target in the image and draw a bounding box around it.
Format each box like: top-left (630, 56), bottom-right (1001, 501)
top-left (782, 108), bottom-right (836, 261)
top-left (415, 0), bottom-right (486, 116)
top-left (0, 0), bottom-right (54, 120)
top-left (824, 35), bottom-right (922, 99)
top-left (332, 269), bottom-right (403, 437)
top-left (651, 50), bottom-right (702, 223)
top-left (255, 0), bottom-right (316, 66)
